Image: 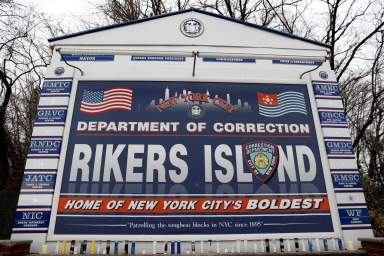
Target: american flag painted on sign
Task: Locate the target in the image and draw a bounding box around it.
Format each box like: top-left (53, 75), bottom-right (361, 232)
top-left (80, 88), bottom-right (132, 114)
top-left (257, 91), bottom-right (307, 117)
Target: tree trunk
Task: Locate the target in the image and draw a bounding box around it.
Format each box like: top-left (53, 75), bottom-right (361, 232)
top-left (0, 122), bottom-right (10, 188)
top-left (0, 71), bottom-right (12, 188)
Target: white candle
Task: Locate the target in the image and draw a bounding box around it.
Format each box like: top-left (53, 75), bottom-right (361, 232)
top-left (41, 244), bottom-right (49, 254)
top-left (286, 239), bottom-right (291, 252)
top-left (301, 239), bottom-right (307, 252)
top-left (316, 238), bottom-right (321, 251)
top-left (347, 241), bottom-right (354, 251)
top-left (153, 241), bottom-right (157, 254)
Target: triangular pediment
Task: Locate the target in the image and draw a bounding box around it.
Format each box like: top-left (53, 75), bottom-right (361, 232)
top-left (49, 9), bottom-right (329, 50)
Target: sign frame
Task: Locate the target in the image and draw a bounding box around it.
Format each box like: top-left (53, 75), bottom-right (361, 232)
top-left (47, 76), bottom-right (342, 241)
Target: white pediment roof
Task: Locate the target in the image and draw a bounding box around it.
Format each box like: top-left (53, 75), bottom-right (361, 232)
top-left (49, 9), bottom-right (329, 50)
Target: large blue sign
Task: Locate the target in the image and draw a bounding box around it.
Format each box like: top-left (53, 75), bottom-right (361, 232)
top-left (52, 81), bottom-right (334, 237)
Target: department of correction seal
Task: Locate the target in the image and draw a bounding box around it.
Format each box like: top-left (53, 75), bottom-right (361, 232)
top-left (243, 141), bottom-right (279, 183)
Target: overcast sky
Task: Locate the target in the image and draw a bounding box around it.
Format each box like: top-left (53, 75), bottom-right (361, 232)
top-left (20, 0), bottom-right (104, 30)
top-left (19, 0), bottom-right (379, 52)
top-left (19, 0), bottom-right (334, 37)
top-left (25, 0), bottom-right (98, 17)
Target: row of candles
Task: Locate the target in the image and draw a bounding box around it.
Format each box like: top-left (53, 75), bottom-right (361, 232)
top-left (39, 238), bottom-right (354, 255)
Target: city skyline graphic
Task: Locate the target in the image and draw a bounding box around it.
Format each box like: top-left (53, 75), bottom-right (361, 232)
top-left (148, 87), bottom-right (252, 112)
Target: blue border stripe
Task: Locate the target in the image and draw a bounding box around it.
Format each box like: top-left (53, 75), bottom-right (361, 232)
top-left (16, 206), bottom-right (52, 209)
top-left (12, 229), bottom-right (49, 233)
top-left (342, 227), bottom-right (372, 230)
top-left (20, 191), bottom-right (55, 195)
top-left (337, 203), bottom-right (367, 207)
top-left (40, 94), bottom-right (70, 98)
top-left (312, 80), bottom-right (338, 84)
top-left (34, 124), bottom-right (65, 127)
top-left (44, 77), bottom-right (73, 80)
top-left (27, 155), bottom-right (60, 159)
top-left (330, 169), bottom-right (359, 172)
